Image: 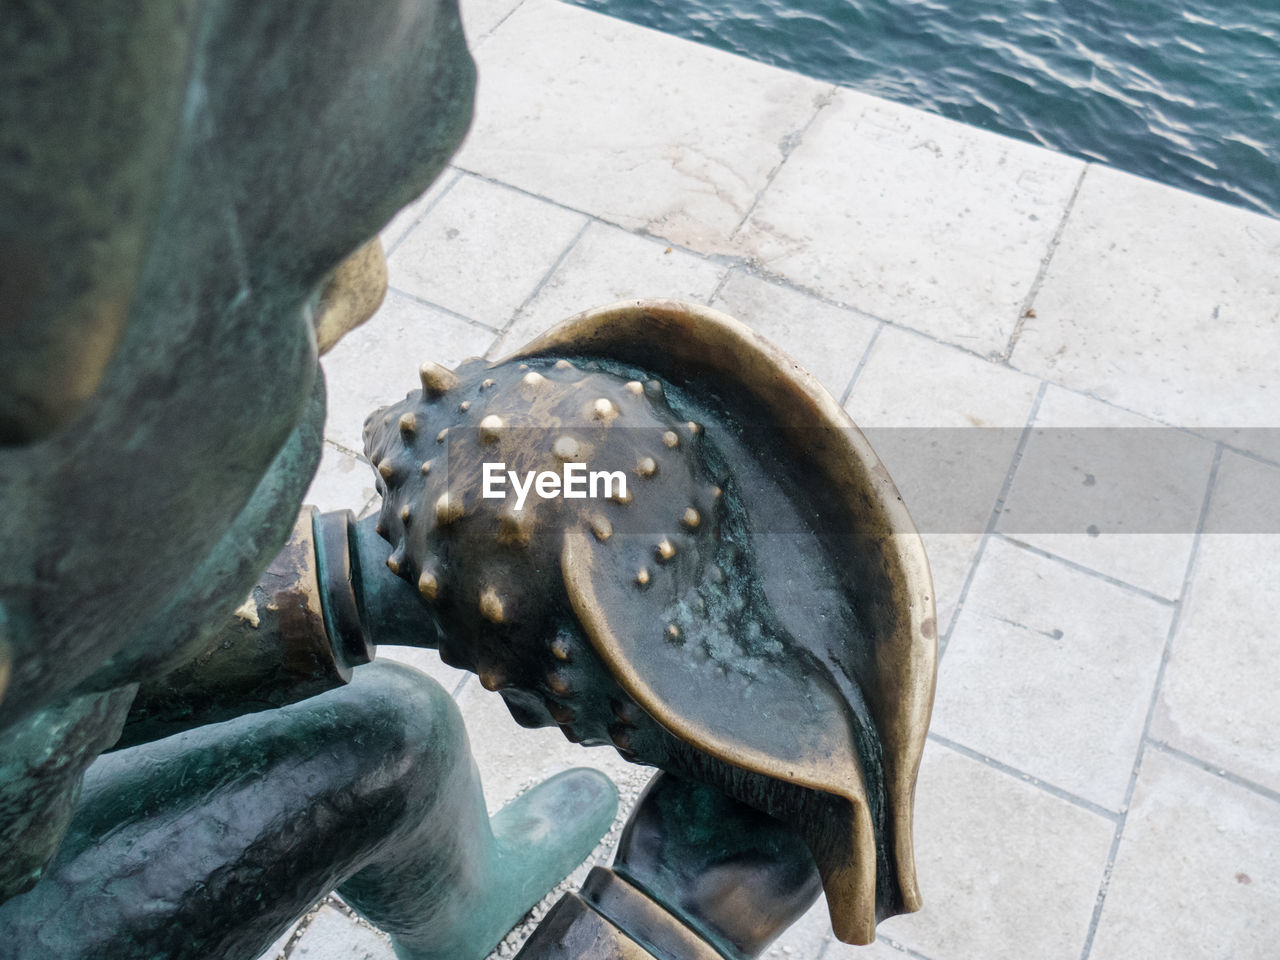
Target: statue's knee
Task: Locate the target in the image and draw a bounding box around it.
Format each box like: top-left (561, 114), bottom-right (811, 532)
top-left (316, 660), bottom-right (470, 807)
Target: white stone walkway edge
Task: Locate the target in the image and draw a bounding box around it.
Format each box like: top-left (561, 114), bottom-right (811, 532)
top-left (453, 0), bottom-right (1280, 438)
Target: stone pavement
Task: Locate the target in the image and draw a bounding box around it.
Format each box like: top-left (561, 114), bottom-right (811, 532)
top-left (265, 0), bottom-right (1280, 957)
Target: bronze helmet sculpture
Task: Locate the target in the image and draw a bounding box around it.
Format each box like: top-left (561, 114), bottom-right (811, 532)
top-left (364, 299), bottom-right (937, 946)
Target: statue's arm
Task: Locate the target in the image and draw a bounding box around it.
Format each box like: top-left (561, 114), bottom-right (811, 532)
top-left (114, 509), bottom-right (432, 749)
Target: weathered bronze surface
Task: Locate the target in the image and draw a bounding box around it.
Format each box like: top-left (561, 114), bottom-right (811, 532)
top-left (1, 660), bottom-right (617, 960)
top-left (0, 503), bottom-right (620, 959)
top-left (0, 0), bottom-right (476, 729)
top-left (1, 0), bottom-right (935, 951)
top-left (313, 238), bottom-right (390, 356)
top-left (117, 508), bottom-right (376, 750)
top-left (366, 298), bottom-right (937, 946)
top-left (513, 771), bottom-right (826, 960)
top-left (0, 1), bottom-right (624, 956)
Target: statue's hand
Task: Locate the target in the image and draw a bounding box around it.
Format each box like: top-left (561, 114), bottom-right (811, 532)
top-left (513, 771), bottom-right (823, 960)
top-left (608, 772), bottom-right (823, 960)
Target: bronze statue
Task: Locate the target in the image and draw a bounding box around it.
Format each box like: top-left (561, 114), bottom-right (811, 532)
top-left (1, 1), bottom-right (616, 956)
top-left (365, 299), bottom-right (937, 953)
top-left (0, 0), bottom-right (935, 956)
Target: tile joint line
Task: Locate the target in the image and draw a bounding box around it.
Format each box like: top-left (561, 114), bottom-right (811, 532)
top-left (873, 933), bottom-right (939, 960)
top-left (1144, 738), bottom-right (1280, 807)
top-left (450, 672), bottom-right (473, 701)
top-left (323, 437), bottom-right (364, 461)
top-left (937, 379), bottom-right (1048, 659)
top-left (1005, 376), bottom-right (1280, 475)
top-left (1076, 440), bottom-right (1224, 960)
top-left (928, 732), bottom-right (1121, 823)
top-left (386, 284), bottom-right (502, 334)
top-left (1000, 162), bottom-right (1090, 363)
top-left (728, 83), bottom-right (838, 241)
top-left (704, 266), bottom-right (734, 306)
top-left (474, 0), bottom-right (530, 46)
top-left (495, 218), bottom-right (594, 345)
top-left (382, 168), bottom-right (464, 259)
top-left (838, 321), bottom-right (885, 407)
top-left (992, 532), bottom-right (1178, 607)
top-left (459, 167), bottom-right (617, 234)
top-left (448, 176), bottom-right (1280, 479)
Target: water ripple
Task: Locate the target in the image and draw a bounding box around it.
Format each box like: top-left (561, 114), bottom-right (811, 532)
top-left (573, 0), bottom-right (1280, 217)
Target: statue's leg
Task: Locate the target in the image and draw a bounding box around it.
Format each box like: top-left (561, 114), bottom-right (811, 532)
top-left (0, 661), bottom-right (617, 960)
top-left (515, 771), bottom-right (823, 960)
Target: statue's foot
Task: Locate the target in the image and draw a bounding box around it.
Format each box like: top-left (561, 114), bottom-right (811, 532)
top-left (390, 768), bottom-right (618, 960)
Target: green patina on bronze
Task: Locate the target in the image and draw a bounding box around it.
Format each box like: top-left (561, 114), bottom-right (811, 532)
top-left (361, 301), bottom-right (937, 947)
top-left (516, 772), bottom-right (823, 960)
top-left (0, 0), bottom-right (934, 955)
top-left (0, 2), bottom-right (620, 957)
top-left (1, 662), bottom-right (617, 960)
top-left (0, 0), bottom-right (475, 726)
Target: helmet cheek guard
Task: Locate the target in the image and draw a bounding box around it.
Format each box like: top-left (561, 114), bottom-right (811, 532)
top-left (366, 298), bottom-right (936, 945)
top-left (522, 300), bottom-right (936, 945)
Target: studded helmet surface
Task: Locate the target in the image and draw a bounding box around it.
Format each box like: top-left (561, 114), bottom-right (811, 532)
top-left (363, 300), bottom-right (936, 945)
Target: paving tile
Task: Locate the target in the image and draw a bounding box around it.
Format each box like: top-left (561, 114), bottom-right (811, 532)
top-left (739, 90), bottom-right (1083, 356)
top-left (289, 904), bottom-right (395, 960)
top-left (489, 221), bottom-right (727, 357)
top-left (378, 168), bottom-right (462, 255)
top-left (997, 386), bottom-right (1215, 600)
top-left (761, 899), bottom-right (835, 959)
top-left (1013, 165), bottom-right (1280, 449)
top-left (1090, 748), bottom-right (1280, 960)
top-left (827, 937), bottom-right (930, 960)
top-left (375, 645), bottom-right (468, 698)
top-left (843, 327), bottom-right (1041, 628)
top-left (456, 0), bottom-right (830, 251)
top-left (455, 677), bottom-right (638, 815)
top-left (1202, 447), bottom-right (1280, 538)
top-left (461, 0), bottom-right (526, 43)
top-left (935, 537), bottom-right (1172, 810)
top-left (1151, 452), bottom-right (1280, 794)
top-left (304, 441), bottom-right (380, 516)
top-left (844, 327), bottom-right (1042, 430)
top-left (321, 289), bottom-right (496, 453)
top-left (916, 534), bottom-right (983, 641)
top-left (875, 742), bottom-right (1114, 960)
top-left (710, 270), bottom-right (879, 399)
top-left (387, 174), bottom-right (588, 325)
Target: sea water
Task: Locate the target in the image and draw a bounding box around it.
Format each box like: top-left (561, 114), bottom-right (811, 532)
top-left (572, 0), bottom-right (1280, 218)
